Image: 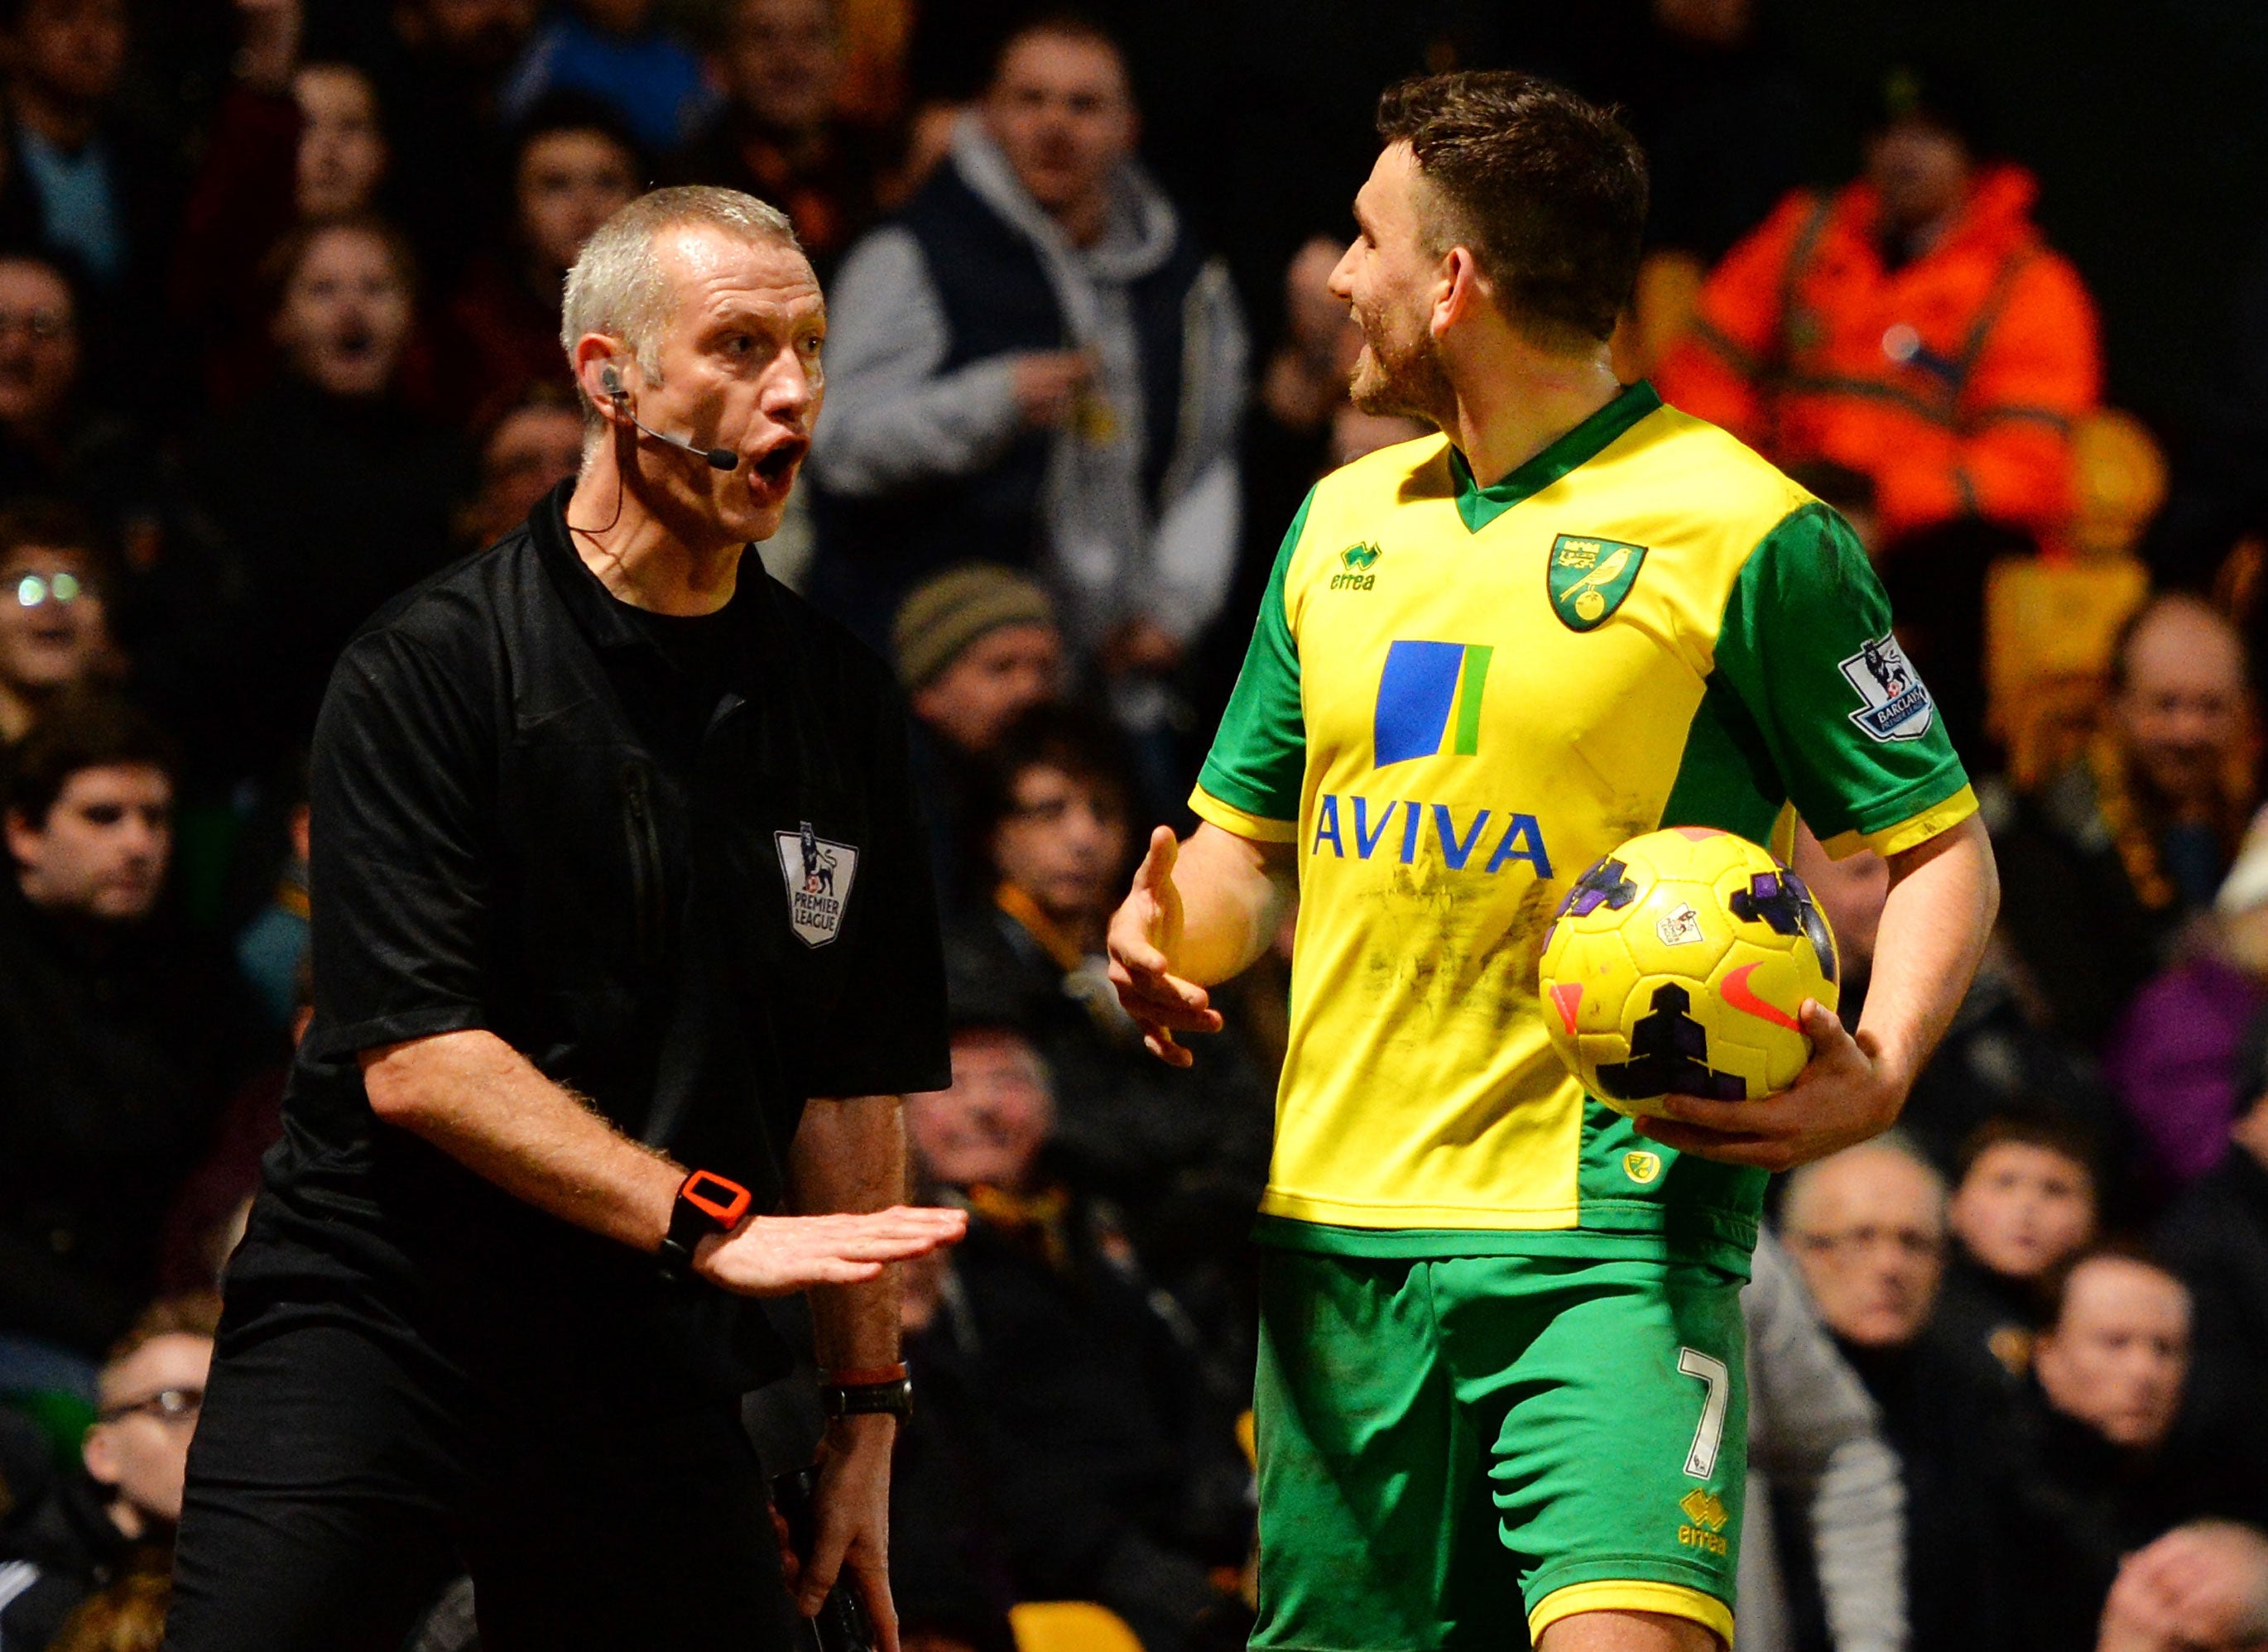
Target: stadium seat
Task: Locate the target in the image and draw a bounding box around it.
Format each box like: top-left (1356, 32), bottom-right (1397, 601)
top-left (2064, 408), bottom-right (2168, 561)
top-left (1985, 554), bottom-right (2149, 789)
top-left (1010, 1601), bottom-right (1148, 1652)
top-left (1982, 409), bottom-right (2163, 785)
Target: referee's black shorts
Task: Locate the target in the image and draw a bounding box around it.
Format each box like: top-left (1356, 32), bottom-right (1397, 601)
top-left (166, 1291), bottom-right (797, 1652)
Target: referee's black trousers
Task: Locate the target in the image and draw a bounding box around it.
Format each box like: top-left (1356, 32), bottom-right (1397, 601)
top-left (166, 1292), bottom-right (796, 1652)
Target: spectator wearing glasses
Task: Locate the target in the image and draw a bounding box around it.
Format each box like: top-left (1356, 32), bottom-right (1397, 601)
top-left (901, 1020), bottom-right (1253, 1652)
top-left (1781, 1136), bottom-right (2011, 1650)
top-left (0, 502), bottom-right (119, 745)
top-left (0, 1294), bottom-right (219, 1652)
top-left (0, 255), bottom-right (148, 558)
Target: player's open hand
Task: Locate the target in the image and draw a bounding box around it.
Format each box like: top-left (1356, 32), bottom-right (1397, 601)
top-left (1631, 1001), bottom-right (1905, 1172)
top-left (694, 1205), bottom-right (966, 1297)
top-left (1108, 826), bottom-right (1223, 1067)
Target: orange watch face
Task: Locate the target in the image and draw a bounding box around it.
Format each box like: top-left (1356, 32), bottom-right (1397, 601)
top-left (682, 1170), bottom-right (753, 1228)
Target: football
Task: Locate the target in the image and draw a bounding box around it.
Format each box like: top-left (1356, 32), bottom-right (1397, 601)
top-left (1536, 827), bottom-right (1841, 1117)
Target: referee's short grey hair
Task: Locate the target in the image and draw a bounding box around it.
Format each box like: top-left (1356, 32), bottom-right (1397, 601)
top-left (560, 186), bottom-right (800, 412)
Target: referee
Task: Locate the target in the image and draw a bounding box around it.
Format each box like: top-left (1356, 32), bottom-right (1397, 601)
top-left (166, 188), bottom-right (966, 1651)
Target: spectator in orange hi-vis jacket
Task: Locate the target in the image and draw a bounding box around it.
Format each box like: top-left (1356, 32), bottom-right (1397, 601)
top-left (1656, 64), bottom-right (2102, 550)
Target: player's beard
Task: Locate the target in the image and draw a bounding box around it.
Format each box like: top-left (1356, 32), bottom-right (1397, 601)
top-left (1348, 303), bottom-right (1453, 426)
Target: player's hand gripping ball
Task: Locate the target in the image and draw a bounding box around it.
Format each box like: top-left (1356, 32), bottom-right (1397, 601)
top-left (1537, 828), bottom-right (1839, 1117)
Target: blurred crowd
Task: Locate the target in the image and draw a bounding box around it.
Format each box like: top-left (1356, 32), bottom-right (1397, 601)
top-left (0, 0), bottom-right (2264, 1648)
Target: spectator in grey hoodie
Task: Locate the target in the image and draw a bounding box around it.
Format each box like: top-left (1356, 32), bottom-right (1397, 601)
top-left (1740, 1228), bottom-right (1908, 1652)
top-left (807, 13), bottom-right (1247, 755)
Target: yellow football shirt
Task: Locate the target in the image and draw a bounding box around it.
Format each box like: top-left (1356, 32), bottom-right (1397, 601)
top-left (1193, 382), bottom-right (1974, 1268)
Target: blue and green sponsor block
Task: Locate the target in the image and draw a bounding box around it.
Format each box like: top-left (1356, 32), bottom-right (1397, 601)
top-left (1310, 638), bottom-right (1551, 877)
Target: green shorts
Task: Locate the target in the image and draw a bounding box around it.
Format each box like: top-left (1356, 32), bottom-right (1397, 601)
top-left (1252, 1248), bottom-right (1747, 1650)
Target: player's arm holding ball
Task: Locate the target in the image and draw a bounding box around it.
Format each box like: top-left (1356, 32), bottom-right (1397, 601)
top-left (1108, 824), bottom-right (1297, 1067)
top-left (1638, 510), bottom-right (2001, 1174)
top-left (1635, 814), bottom-right (1997, 1171)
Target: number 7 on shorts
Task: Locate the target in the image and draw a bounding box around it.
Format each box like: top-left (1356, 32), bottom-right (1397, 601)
top-left (1676, 1347), bottom-right (1729, 1479)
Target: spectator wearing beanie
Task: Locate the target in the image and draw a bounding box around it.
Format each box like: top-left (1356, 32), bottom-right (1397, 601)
top-left (894, 564), bottom-right (1064, 906)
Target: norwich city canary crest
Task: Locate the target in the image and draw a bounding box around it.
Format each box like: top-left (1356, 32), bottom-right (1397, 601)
top-left (1547, 534), bottom-right (1648, 632)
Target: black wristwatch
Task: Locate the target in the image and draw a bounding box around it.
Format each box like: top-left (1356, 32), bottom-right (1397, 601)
top-left (656, 1169), bottom-right (753, 1283)
top-left (821, 1363), bottom-right (915, 1422)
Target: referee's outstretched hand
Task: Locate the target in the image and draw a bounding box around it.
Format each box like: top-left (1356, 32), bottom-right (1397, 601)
top-left (1108, 826), bottom-right (1223, 1069)
top-left (694, 1205), bottom-right (967, 1296)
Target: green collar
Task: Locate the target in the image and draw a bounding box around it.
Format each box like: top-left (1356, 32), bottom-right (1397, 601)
top-left (1448, 379), bottom-right (1663, 533)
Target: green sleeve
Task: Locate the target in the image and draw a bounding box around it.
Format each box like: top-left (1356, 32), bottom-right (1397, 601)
top-left (1194, 491), bottom-right (1311, 824)
top-left (1709, 502), bottom-right (1972, 849)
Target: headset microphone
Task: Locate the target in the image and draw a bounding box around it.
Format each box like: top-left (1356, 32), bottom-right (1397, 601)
top-left (601, 363), bottom-right (741, 471)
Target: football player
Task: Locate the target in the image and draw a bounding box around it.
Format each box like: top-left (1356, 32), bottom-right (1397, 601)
top-left (1108, 71), bottom-right (1997, 1652)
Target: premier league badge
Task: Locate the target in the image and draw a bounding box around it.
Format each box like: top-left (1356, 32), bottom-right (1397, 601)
top-left (1838, 634), bottom-right (1935, 742)
top-left (775, 820), bottom-right (858, 947)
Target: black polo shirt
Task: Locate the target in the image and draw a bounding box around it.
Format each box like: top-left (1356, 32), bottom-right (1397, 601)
top-left (231, 483), bottom-right (949, 1394)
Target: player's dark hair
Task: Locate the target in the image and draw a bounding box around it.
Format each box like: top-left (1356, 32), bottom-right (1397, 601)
top-left (5, 692), bottom-right (178, 829)
top-left (1953, 1113), bottom-right (2100, 1188)
top-left (1373, 70), bottom-right (1647, 348)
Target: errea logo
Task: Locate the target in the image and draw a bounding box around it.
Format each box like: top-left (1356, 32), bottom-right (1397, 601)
top-left (1330, 541), bottom-right (1381, 591)
top-left (1678, 1489), bottom-right (1729, 1556)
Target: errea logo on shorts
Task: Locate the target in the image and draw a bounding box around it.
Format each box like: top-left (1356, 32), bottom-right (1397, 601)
top-left (1677, 1489), bottom-right (1729, 1556)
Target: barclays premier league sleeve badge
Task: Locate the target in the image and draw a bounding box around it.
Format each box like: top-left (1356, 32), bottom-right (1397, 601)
top-left (776, 820), bottom-right (859, 946)
top-left (1838, 634), bottom-right (1934, 742)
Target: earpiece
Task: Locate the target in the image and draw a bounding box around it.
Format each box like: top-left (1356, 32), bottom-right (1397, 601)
top-left (594, 359), bottom-right (740, 472)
